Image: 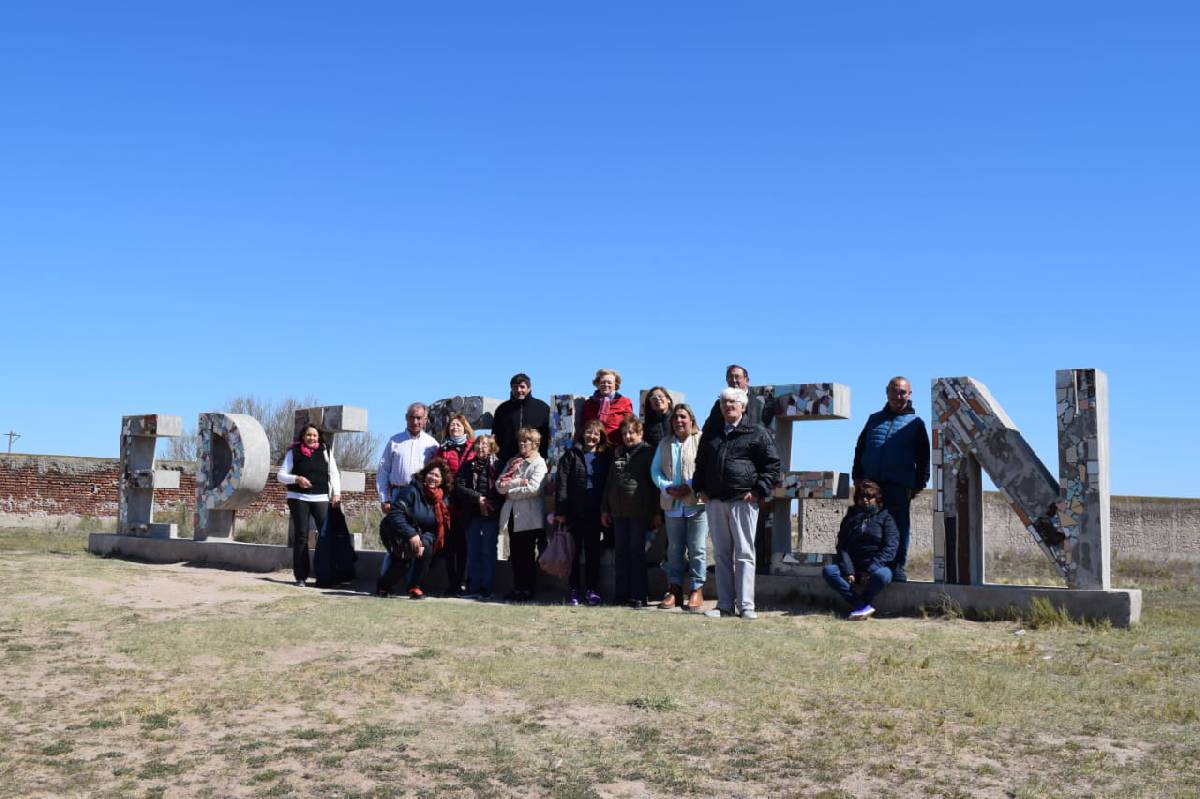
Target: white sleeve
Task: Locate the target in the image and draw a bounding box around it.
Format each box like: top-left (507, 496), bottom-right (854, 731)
top-left (327, 450), bottom-right (341, 496)
top-left (277, 451), bottom-right (296, 485)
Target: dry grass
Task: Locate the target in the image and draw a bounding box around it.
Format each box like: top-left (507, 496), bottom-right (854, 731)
top-left (0, 529), bottom-right (1197, 797)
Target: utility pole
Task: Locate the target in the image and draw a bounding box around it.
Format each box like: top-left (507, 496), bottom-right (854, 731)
top-left (4, 431), bottom-right (19, 453)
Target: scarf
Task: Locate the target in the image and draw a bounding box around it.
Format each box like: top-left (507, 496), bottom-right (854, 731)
top-left (425, 485), bottom-right (450, 553)
top-left (447, 434), bottom-right (468, 446)
top-left (295, 441), bottom-right (319, 458)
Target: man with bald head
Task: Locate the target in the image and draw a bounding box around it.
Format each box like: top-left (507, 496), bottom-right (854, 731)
top-left (851, 376), bottom-right (930, 582)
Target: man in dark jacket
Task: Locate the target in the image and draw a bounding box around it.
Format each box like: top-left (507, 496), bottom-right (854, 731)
top-left (492, 373), bottom-right (551, 465)
top-left (694, 387), bottom-right (781, 620)
top-left (851, 376), bottom-right (930, 582)
top-left (701, 364), bottom-right (768, 434)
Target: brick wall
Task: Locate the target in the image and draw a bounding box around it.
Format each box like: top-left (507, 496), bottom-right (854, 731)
top-left (0, 453), bottom-right (378, 530)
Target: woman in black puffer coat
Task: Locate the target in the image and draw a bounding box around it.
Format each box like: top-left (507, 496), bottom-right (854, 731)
top-left (554, 419), bottom-right (612, 606)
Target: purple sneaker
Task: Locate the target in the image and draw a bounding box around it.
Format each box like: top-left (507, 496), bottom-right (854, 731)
top-left (568, 590), bottom-right (581, 606)
top-left (585, 590), bottom-right (602, 607)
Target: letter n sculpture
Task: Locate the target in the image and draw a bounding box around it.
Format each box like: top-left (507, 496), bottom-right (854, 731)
top-left (931, 370), bottom-right (1110, 589)
top-left (194, 413), bottom-right (271, 541)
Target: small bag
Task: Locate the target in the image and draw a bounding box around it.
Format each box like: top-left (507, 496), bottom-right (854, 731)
top-left (538, 523), bottom-right (575, 580)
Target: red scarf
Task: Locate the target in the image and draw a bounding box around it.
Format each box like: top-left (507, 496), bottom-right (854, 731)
top-left (293, 441), bottom-right (320, 458)
top-left (425, 485), bottom-right (450, 553)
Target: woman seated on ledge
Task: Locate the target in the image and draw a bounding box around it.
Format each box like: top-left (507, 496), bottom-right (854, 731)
top-left (376, 459), bottom-right (454, 599)
top-left (822, 480), bottom-right (898, 620)
top-left (277, 423), bottom-right (341, 587)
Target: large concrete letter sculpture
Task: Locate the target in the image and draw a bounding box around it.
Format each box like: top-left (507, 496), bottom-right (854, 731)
top-left (293, 405), bottom-right (369, 494)
top-left (118, 414), bottom-right (183, 537)
top-left (194, 413), bottom-right (270, 541)
top-left (931, 370), bottom-right (1110, 589)
top-left (548, 395), bottom-right (583, 476)
top-left (427, 396), bottom-right (501, 442)
top-left (747, 383), bottom-right (851, 560)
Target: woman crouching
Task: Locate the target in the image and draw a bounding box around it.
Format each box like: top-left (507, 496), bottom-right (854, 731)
top-left (377, 459), bottom-right (454, 599)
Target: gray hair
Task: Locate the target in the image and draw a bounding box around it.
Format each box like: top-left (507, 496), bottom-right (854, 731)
top-left (719, 387), bottom-right (748, 407)
top-left (406, 402), bottom-right (428, 417)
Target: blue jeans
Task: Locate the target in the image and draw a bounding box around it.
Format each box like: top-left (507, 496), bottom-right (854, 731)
top-left (465, 516), bottom-right (499, 595)
top-left (664, 510), bottom-right (707, 590)
top-left (822, 563), bottom-right (892, 610)
top-left (880, 482), bottom-right (911, 569)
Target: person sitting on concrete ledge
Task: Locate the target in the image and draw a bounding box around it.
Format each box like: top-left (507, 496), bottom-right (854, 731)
top-left (822, 480), bottom-right (899, 620)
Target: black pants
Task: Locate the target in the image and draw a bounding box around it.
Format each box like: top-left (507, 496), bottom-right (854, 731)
top-left (287, 498), bottom-right (329, 583)
top-left (439, 518), bottom-right (468, 593)
top-left (509, 527), bottom-right (542, 594)
top-left (568, 515), bottom-right (603, 592)
top-left (378, 531), bottom-right (434, 594)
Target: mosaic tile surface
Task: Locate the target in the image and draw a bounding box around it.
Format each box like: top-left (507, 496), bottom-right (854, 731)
top-left (194, 413), bottom-right (270, 541)
top-left (931, 371), bottom-right (1110, 589)
top-left (118, 414), bottom-right (182, 538)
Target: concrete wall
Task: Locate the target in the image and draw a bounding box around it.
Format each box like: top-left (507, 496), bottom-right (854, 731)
top-left (4, 453), bottom-right (1199, 559)
top-left (793, 491), bottom-right (1200, 561)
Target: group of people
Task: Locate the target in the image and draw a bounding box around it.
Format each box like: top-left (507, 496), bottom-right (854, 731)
top-left (278, 366), bottom-right (930, 621)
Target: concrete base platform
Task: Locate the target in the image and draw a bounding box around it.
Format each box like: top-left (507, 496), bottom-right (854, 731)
top-left (88, 534), bottom-right (1140, 626)
top-left (761, 565), bottom-right (1141, 627)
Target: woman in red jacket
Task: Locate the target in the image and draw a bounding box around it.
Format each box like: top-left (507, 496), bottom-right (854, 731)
top-left (582, 368), bottom-right (634, 446)
top-left (436, 414), bottom-right (475, 595)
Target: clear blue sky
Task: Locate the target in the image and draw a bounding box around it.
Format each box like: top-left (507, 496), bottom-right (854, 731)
top-left (2, 3), bottom-right (1196, 497)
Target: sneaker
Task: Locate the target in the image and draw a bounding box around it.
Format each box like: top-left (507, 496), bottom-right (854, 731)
top-left (408, 587), bottom-right (426, 600)
top-left (892, 566), bottom-right (908, 583)
top-left (704, 607), bottom-right (736, 618)
top-left (568, 590), bottom-right (581, 606)
top-left (294, 580), bottom-right (307, 588)
top-left (585, 590), bottom-right (602, 607)
top-left (374, 588), bottom-right (391, 598)
top-left (849, 604), bottom-right (876, 620)
top-left (627, 599), bottom-right (646, 609)
top-left (741, 609), bottom-right (759, 620)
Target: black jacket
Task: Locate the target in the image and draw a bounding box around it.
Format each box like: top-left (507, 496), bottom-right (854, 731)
top-left (453, 455), bottom-right (502, 519)
top-left (555, 446), bottom-right (612, 520)
top-left (601, 441), bottom-right (659, 521)
top-left (693, 414), bottom-right (781, 501)
top-left (836, 505), bottom-right (900, 576)
top-left (492, 395), bottom-right (551, 464)
top-left (642, 408), bottom-right (671, 453)
top-left (380, 478), bottom-right (439, 548)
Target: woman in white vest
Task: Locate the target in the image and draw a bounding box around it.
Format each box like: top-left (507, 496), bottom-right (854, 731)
top-left (650, 404), bottom-right (707, 611)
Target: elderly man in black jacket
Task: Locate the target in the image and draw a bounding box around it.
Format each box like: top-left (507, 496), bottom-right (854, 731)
top-left (694, 387), bottom-right (781, 620)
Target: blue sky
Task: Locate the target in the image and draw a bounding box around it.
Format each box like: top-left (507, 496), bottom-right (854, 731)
top-left (2, 2), bottom-right (1196, 496)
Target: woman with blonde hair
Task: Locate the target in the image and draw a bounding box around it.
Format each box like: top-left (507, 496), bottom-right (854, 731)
top-left (436, 413), bottom-right (475, 595)
top-left (497, 427), bottom-right (548, 601)
top-left (582, 368), bottom-right (634, 446)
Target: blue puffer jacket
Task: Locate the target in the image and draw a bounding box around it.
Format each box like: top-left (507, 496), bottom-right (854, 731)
top-left (852, 404), bottom-right (931, 490)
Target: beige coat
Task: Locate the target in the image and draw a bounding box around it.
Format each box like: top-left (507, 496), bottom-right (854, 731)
top-left (497, 455), bottom-right (548, 532)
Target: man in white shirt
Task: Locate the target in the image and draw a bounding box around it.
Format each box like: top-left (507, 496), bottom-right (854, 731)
top-left (376, 402), bottom-right (440, 512)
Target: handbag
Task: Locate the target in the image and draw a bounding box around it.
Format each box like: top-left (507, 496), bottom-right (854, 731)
top-left (538, 523), bottom-right (575, 580)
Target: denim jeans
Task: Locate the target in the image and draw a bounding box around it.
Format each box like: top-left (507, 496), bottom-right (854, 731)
top-left (664, 510), bottom-right (707, 590)
top-left (822, 563), bottom-right (893, 609)
top-left (465, 516), bottom-right (499, 595)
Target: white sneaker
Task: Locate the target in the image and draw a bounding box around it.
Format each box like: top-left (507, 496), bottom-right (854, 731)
top-left (740, 609), bottom-right (758, 620)
top-left (704, 607), bottom-right (736, 618)
top-left (849, 605), bottom-right (876, 621)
